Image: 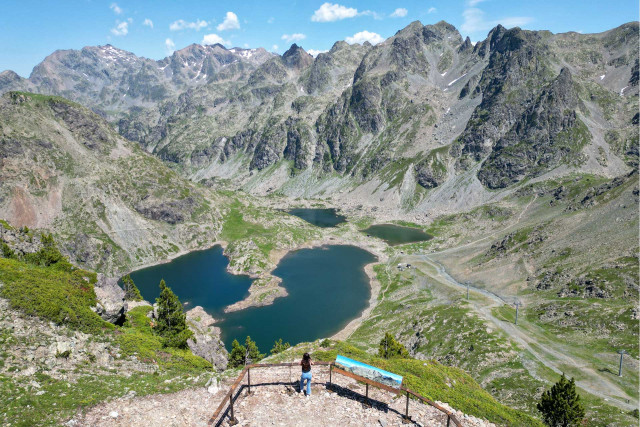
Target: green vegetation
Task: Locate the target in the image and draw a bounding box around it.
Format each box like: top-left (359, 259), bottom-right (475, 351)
top-left (116, 306), bottom-right (211, 372)
top-left (121, 274), bottom-right (143, 301)
top-left (154, 280), bottom-right (193, 349)
top-left (537, 374), bottom-right (585, 426)
top-left (378, 333), bottom-right (409, 359)
top-left (270, 338), bottom-right (291, 355)
top-left (0, 367), bottom-right (208, 427)
top-left (269, 340), bottom-right (541, 426)
top-left (228, 336), bottom-right (265, 368)
top-left (0, 258), bottom-right (110, 334)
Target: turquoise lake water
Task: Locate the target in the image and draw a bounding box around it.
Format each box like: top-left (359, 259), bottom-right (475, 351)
top-left (362, 224), bottom-right (432, 246)
top-left (129, 244), bottom-right (376, 352)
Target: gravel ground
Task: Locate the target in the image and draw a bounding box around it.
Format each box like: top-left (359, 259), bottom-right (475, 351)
top-left (72, 366), bottom-right (495, 427)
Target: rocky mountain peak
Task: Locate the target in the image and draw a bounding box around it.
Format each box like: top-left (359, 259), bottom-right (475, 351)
top-left (282, 44), bottom-right (313, 70)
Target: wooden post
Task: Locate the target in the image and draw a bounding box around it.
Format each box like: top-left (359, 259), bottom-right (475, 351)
top-left (328, 364), bottom-right (335, 393)
top-left (247, 368), bottom-right (251, 395)
top-left (362, 383), bottom-right (371, 408)
top-left (228, 394), bottom-right (238, 426)
top-left (447, 414), bottom-right (451, 427)
top-left (402, 390), bottom-right (411, 423)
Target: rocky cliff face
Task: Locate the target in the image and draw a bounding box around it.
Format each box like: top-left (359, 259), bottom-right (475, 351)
top-left (0, 92), bottom-right (221, 275)
top-left (1, 21), bottom-right (638, 214)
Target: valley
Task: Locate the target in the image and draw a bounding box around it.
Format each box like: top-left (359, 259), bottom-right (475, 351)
top-left (0, 16), bottom-right (637, 427)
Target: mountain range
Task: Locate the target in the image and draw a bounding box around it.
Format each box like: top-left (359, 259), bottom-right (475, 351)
top-left (1, 20), bottom-right (637, 216)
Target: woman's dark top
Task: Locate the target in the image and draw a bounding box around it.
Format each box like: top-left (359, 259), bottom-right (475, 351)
top-left (301, 359), bottom-right (311, 373)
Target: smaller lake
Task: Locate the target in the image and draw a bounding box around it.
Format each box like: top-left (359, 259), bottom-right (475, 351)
top-left (362, 224), bottom-right (432, 246)
top-left (287, 208), bottom-right (347, 228)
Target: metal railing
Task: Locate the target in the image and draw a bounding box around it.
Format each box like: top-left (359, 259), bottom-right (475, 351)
top-left (208, 362), bottom-right (461, 426)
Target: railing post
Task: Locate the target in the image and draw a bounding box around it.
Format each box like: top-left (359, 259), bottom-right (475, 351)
top-left (402, 390), bottom-right (411, 423)
top-left (446, 414), bottom-right (451, 427)
top-left (228, 394), bottom-right (238, 426)
top-left (362, 383), bottom-right (371, 408)
top-left (247, 368), bottom-right (251, 395)
top-left (328, 364), bottom-right (335, 393)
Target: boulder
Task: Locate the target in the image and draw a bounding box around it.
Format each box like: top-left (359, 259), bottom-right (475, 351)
top-left (186, 306), bottom-right (228, 371)
top-left (93, 274), bottom-right (127, 325)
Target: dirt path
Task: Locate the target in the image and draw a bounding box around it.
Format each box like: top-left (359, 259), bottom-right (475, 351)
top-left (399, 193), bottom-right (637, 411)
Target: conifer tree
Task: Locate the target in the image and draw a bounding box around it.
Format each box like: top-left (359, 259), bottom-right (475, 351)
top-left (228, 339), bottom-right (246, 368)
top-left (227, 336), bottom-right (265, 368)
top-left (270, 338), bottom-right (291, 355)
top-left (155, 279), bottom-right (192, 348)
top-left (378, 333), bottom-right (409, 359)
top-left (121, 275), bottom-right (143, 301)
top-left (537, 374), bottom-right (585, 426)
top-left (243, 336), bottom-right (265, 365)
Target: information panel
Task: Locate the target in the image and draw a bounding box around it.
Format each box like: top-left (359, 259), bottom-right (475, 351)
top-left (335, 355), bottom-right (403, 389)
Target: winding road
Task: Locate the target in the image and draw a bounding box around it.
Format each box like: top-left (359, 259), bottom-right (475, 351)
top-left (398, 195), bottom-right (637, 411)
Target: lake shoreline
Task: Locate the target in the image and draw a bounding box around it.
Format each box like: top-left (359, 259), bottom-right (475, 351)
top-left (121, 209), bottom-right (391, 346)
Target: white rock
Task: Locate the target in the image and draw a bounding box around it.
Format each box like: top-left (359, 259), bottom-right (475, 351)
top-left (109, 411), bottom-right (119, 418)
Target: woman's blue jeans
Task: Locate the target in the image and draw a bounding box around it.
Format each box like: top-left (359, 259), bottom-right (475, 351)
top-left (300, 371), bottom-right (312, 395)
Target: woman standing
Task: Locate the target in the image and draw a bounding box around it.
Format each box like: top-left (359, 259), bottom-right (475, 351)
top-left (299, 352), bottom-right (313, 396)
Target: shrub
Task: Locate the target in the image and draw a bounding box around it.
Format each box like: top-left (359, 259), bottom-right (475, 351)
top-left (378, 333), bottom-right (409, 359)
top-left (0, 258), bottom-right (108, 334)
top-left (1, 241), bottom-right (16, 259)
top-left (121, 274), bottom-right (143, 301)
top-left (270, 338), bottom-right (291, 355)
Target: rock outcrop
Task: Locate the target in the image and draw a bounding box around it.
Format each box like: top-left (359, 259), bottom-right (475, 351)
top-left (93, 274), bottom-right (127, 325)
top-left (186, 306), bottom-right (228, 371)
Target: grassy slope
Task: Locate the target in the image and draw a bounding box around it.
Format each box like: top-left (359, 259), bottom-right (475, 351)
top-left (0, 256), bottom-right (213, 426)
top-left (346, 172), bottom-right (638, 426)
top-left (266, 340), bottom-right (540, 426)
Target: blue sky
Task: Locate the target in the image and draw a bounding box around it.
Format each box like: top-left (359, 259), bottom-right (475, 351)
top-left (1, 0), bottom-right (638, 77)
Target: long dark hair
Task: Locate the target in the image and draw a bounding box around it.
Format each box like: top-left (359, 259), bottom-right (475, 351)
top-left (303, 352), bottom-right (311, 362)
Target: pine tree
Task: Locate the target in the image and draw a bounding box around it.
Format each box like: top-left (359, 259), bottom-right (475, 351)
top-left (228, 339), bottom-right (246, 368)
top-left (378, 333), bottom-right (409, 359)
top-left (121, 275), bottom-right (143, 301)
top-left (227, 336), bottom-right (265, 368)
top-left (537, 374), bottom-right (585, 426)
top-left (243, 336), bottom-right (265, 365)
top-left (154, 279), bottom-right (193, 348)
top-left (270, 338), bottom-right (291, 355)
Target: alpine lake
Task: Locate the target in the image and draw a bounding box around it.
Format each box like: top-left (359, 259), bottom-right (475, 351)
top-left (128, 210), bottom-right (430, 352)
top-left (130, 244), bottom-right (375, 352)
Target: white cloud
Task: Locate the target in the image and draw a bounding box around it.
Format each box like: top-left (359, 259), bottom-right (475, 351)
top-left (272, 44), bottom-right (279, 51)
top-left (461, 7), bottom-right (532, 33)
top-left (202, 33), bottom-right (230, 46)
top-left (359, 10), bottom-right (383, 20)
top-left (217, 12), bottom-right (240, 31)
top-left (281, 33), bottom-right (306, 44)
top-left (169, 19), bottom-right (208, 31)
top-left (165, 38), bottom-right (175, 54)
top-left (467, 0), bottom-right (486, 6)
top-left (143, 18), bottom-right (153, 28)
top-left (345, 30), bottom-right (384, 45)
top-left (110, 21), bottom-right (128, 36)
top-left (110, 3), bottom-right (122, 14)
top-left (307, 49), bottom-right (329, 57)
top-left (428, 7), bottom-right (437, 14)
top-left (390, 8), bottom-right (408, 18)
top-left (312, 3), bottom-right (358, 22)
